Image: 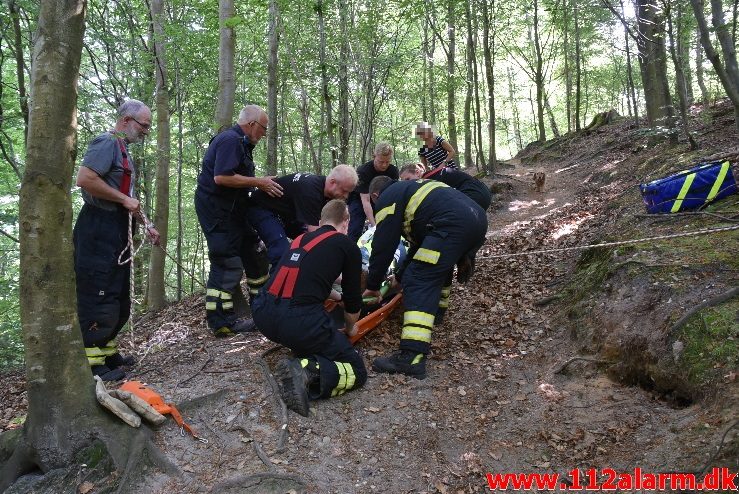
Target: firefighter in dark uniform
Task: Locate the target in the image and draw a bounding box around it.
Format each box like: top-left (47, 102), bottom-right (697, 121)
top-left (362, 177), bottom-right (487, 379)
top-left (74, 99), bottom-right (160, 381)
top-left (400, 162), bottom-right (492, 211)
top-left (195, 104), bottom-right (282, 337)
top-left (247, 164), bottom-right (358, 270)
top-left (252, 199), bottom-right (365, 416)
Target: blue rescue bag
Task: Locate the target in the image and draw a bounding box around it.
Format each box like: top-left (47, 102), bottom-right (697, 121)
top-left (639, 160), bottom-right (736, 214)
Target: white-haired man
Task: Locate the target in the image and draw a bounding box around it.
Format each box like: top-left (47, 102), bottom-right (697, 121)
top-left (248, 165), bottom-right (359, 269)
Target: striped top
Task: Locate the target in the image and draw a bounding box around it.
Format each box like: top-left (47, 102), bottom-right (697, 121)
top-left (419, 135), bottom-right (452, 169)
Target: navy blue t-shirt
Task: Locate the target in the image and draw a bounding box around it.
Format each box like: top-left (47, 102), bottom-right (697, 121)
top-left (196, 125), bottom-right (255, 200)
top-left (250, 173), bottom-right (327, 227)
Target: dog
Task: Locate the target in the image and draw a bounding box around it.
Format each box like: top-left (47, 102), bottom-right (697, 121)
top-left (533, 171), bottom-right (546, 192)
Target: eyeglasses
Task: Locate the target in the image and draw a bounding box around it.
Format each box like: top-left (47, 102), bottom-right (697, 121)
top-left (253, 120), bottom-right (268, 131)
top-left (130, 116), bottom-right (151, 130)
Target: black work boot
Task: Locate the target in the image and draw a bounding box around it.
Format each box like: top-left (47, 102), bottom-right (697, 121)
top-left (91, 364), bottom-right (126, 382)
top-left (372, 350), bottom-right (427, 379)
top-left (213, 317), bottom-right (257, 337)
top-left (105, 353), bottom-right (136, 369)
top-left (274, 358), bottom-right (310, 417)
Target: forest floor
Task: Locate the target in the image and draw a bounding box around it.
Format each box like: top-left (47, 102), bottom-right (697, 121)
top-left (1, 103), bottom-right (738, 493)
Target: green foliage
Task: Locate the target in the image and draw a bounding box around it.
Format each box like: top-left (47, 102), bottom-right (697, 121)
top-left (679, 300), bottom-right (739, 385)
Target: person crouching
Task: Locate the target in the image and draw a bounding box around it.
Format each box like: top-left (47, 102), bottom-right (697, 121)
top-left (252, 199), bottom-right (366, 416)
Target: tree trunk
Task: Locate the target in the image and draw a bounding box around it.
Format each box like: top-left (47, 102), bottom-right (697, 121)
top-left (446, 0), bottom-right (458, 151)
top-left (533, 0), bottom-right (546, 141)
top-left (214, 0), bottom-right (235, 130)
top-left (507, 66), bottom-right (523, 153)
top-left (464, 0), bottom-right (474, 169)
top-left (544, 92), bottom-right (560, 138)
top-left (574, 0), bottom-right (582, 132)
top-left (1, 1), bottom-right (172, 490)
top-left (481, 0), bottom-right (497, 174)
top-left (266, 0), bottom-right (279, 174)
top-left (317, 0), bottom-right (338, 168)
top-left (471, 0), bottom-right (485, 169)
top-left (675, 4), bottom-right (694, 105)
top-left (695, 25), bottom-right (710, 107)
top-left (175, 63), bottom-right (184, 300)
top-left (621, 0), bottom-right (640, 126)
top-left (636, 0), bottom-right (676, 136)
top-left (338, 0), bottom-right (350, 164)
top-left (563, 0), bottom-right (572, 133)
top-left (422, 27), bottom-right (429, 121)
top-left (147, 0), bottom-right (170, 311)
top-left (666, 0), bottom-right (697, 149)
top-left (691, 0), bottom-right (739, 128)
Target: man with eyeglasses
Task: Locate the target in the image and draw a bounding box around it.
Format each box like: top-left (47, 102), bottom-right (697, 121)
top-left (74, 99), bottom-right (160, 381)
top-left (195, 104), bottom-right (283, 337)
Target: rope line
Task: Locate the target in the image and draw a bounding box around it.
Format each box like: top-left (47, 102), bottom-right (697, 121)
top-left (478, 224), bottom-right (739, 260)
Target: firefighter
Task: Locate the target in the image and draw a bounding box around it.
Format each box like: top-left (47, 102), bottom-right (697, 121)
top-left (399, 162), bottom-right (492, 211)
top-left (362, 177), bottom-right (487, 379)
top-left (195, 104), bottom-right (281, 337)
top-left (74, 99), bottom-right (160, 381)
top-left (247, 165), bottom-right (358, 270)
top-left (252, 199), bottom-right (366, 416)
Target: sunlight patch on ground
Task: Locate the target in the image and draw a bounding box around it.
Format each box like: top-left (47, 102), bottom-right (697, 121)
top-left (508, 198), bottom-right (557, 212)
top-left (550, 213), bottom-right (594, 240)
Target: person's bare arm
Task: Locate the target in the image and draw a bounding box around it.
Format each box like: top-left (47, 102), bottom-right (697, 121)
top-left (342, 310), bottom-right (360, 337)
top-left (77, 166), bottom-right (139, 212)
top-left (214, 174), bottom-right (283, 197)
top-left (360, 193), bottom-right (376, 225)
top-left (441, 140), bottom-right (456, 163)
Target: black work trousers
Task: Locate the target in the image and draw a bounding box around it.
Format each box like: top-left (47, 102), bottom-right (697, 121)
top-left (253, 293), bottom-right (367, 399)
top-left (195, 189), bottom-right (268, 329)
top-left (73, 204), bottom-right (131, 347)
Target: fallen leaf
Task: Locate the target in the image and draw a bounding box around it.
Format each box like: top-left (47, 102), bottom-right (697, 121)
top-left (78, 482), bottom-right (94, 494)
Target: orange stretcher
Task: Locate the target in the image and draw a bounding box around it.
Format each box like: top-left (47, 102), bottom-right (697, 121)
top-left (324, 283), bottom-right (403, 345)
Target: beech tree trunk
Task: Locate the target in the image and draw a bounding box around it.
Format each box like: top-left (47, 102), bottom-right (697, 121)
top-left (214, 0), bottom-right (235, 131)
top-left (338, 0), bottom-right (350, 164)
top-left (481, 0), bottom-right (497, 174)
top-left (636, 0), bottom-right (677, 135)
top-left (1, 1), bottom-right (172, 490)
top-left (446, 0), bottom-right (458, 151)
top-left (695, 26), bottom-right (711, 107)
top-left (8, 0), bottom-right (28, 144)
top-left (691, 0), bottom-right (739, 128)
top-left (464, 0), bottom-right (474, 169)
top-left (317, 0), bottom-right (338, 168)
top-left (147, 0), bottom-right (170, 311)
top-left (266, 0), bottom-right (279, 174)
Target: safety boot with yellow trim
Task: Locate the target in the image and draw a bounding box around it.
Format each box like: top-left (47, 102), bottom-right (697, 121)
top-left (274, 358), bottom-right (310, 416)
top-left (372, 350), bottom-right (427, 379)
top-left (213, 317), bottom-right (257, 337)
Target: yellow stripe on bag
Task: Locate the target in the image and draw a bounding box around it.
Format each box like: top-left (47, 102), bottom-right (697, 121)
top-left (706, 161), bottom-right (730, 202)
top-left (671, 173), bottom-right (696, 213)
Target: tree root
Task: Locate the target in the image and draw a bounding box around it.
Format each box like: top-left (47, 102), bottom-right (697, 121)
top-left (554, 357), bottom-right (614, 375)
top-left (696, 420), bottom-right (739, 475)
top-left (257, 346), bottom-right (289, 453)
top-left (0, 436), bottom-right (37, 492)
top-left (668, 286), bottom-right (739, 338)
top-left (212, 472), bottom-right (307, 492)
top-left (112, 428), bottom-right (180, 494)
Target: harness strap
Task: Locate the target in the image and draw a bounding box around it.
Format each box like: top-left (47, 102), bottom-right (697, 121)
top-left (267, 230), bottom-right (339, 299)
top-left (115, 138), bottom-right (133, 197)
top-left (423, 165), bottom-right (445, 179)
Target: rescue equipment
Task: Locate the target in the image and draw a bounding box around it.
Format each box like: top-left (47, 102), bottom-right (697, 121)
top-left (639, 160), bottom-right (737, 213)
top-left (267, 230), bottom-right (339, 298)
top-left (119, 380), bottom-right (206, 442)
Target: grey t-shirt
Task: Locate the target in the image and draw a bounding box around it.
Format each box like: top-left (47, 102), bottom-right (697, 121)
top-left (80, 132), bottom-right (136, 210)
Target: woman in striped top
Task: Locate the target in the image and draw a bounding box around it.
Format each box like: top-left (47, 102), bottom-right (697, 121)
top-left (416, 122), bottom-right (456, 170)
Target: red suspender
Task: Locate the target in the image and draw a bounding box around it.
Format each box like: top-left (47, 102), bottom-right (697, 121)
top-left (267, 230), bottom-right (339, 299)
top-left (116, 138), bottom-right (133, 197)
top-left (422, 165), bottom-right (445, 179)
